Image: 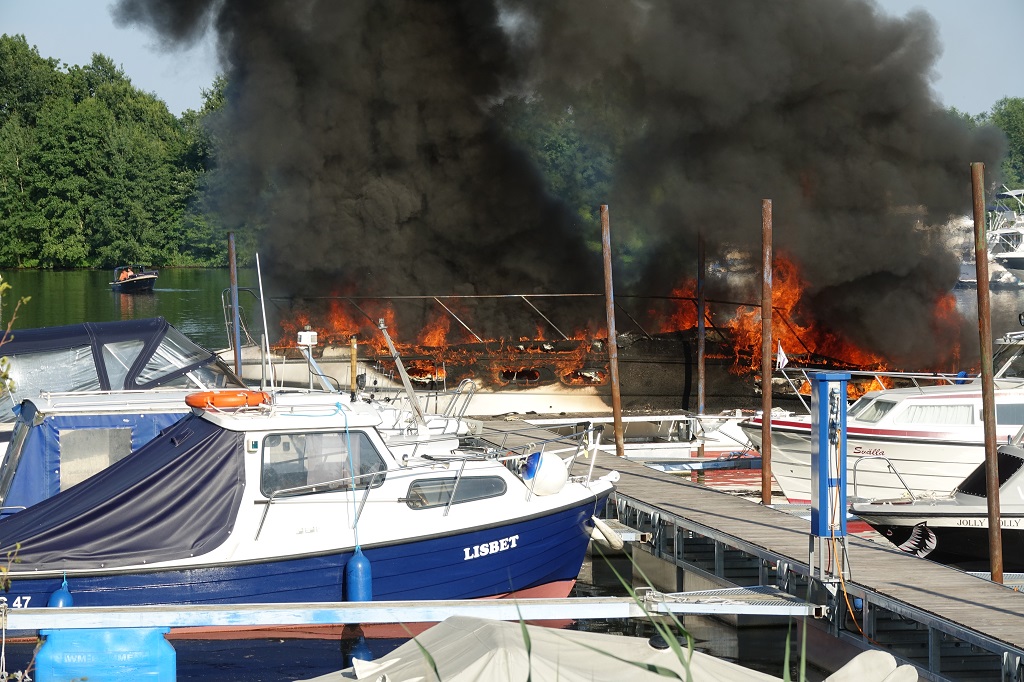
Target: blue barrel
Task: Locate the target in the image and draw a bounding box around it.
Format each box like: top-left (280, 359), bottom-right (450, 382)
top-left (36, 627), bottom-right (175, 681)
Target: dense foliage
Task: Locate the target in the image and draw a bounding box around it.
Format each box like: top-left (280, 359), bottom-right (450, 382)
top-left (1, 33), bottom-right (1023, 270)
top-left (0, 35), bottom-right (225, 268)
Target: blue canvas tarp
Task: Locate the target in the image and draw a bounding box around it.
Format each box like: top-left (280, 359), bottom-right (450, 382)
top-left (0, 414), bottom-right (244, 570)
top-left (1, 410), bottom-right (186, 517)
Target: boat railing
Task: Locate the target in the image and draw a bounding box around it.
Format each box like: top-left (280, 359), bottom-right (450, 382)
top-left (221, 287), bottom-right (262, 351)
top-left (851, 455), bottom-right (917, 502)
top-left (778, 366), bottom-right (976, 413)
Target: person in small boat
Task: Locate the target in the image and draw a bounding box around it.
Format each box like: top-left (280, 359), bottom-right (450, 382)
top-left (118, 268), bottom-right (134, 281)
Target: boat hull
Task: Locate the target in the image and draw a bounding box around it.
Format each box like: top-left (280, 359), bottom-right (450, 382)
top-left (742, 418), bottom-right (990, 503)
top-left (2, 494), bottom-right (607, 609)
top-left (855, 509), bottom-right (1024, 571)
top-left (111, 274), bottom-right (157, 294)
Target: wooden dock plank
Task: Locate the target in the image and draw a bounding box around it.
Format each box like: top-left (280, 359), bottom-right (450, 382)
top-left (585, 451), bottom-right (1024, 650)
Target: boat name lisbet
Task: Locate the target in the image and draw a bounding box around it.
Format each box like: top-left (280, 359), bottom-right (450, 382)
top-left (463, 534), bottom-right (521, 561)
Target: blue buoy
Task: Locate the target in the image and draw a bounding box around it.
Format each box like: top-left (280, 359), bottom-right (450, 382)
top-left (345, 547), bottom-right (373, 601)
top-left (47, 576), bottom-right (73, 607)
top-left (523, 452), bottom-right (541, 480)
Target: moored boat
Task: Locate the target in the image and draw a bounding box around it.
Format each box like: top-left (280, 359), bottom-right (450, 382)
top-left (740, 331), bottom-right (1024, 503)
top-left (851, 442), bottom-right (1024, 571)
top-left (0, 390), bottom-right (615, 609)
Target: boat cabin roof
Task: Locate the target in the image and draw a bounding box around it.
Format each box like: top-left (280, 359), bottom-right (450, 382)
top-left (195, 391), bottom-right (386, 432)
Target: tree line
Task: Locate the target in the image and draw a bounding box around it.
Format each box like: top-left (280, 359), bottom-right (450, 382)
top-left (1, 33), bottom-right (1023, 270)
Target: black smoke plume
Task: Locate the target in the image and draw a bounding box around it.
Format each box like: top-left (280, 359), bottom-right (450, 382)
top-left (115, 0), bottom-right (1004, 365)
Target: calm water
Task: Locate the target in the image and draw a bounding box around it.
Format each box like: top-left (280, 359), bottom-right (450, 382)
top-left (0, 268), bottom-right (259, 352)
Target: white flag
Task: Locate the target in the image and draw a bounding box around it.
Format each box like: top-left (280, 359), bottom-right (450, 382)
top-left (775, 342), bottom-right (788, 371)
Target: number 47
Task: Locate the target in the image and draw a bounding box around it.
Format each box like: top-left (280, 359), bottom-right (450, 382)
top-left (11, 596), bottom-right (30, 608)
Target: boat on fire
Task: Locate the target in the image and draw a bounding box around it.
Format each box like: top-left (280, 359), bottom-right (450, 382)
top-left (851, 441), bottom-right (1024, 571)
top-left (0, 389), bottom-right (615, 609)
top-left (740, 331), bottom-right (1024, 503)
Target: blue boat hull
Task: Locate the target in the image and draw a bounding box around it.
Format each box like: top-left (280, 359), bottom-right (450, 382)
top-left (6, 495), bottom-right (607, 608)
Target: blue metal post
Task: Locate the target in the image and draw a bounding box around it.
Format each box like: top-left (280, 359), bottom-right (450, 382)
top-left (810, 372), bottom-right (849, 538)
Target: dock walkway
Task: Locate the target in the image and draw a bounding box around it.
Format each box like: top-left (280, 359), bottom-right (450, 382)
top-left (586, 451), bottom-right (1024, 680)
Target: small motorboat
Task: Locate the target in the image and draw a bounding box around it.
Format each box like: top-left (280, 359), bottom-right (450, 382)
top-left (110, 265), bottom-right (158, 293)
top-left (851, 442), bottom-right (1024, 571)
top-left (0, 389), bottom-right (616, 609)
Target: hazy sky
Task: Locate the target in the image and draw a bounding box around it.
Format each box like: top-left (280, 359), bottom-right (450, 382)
top-left (1, 0), bottom-right (1020, 115)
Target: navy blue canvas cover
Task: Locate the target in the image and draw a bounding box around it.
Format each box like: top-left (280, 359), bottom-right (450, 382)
top-left (1, 410), bottom-right (186, 518)
top-left (0, 414), bottom-right (244, 570)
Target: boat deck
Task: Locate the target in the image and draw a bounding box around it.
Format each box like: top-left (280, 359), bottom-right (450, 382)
top-left (581, 448), bottom-right (1024, 675)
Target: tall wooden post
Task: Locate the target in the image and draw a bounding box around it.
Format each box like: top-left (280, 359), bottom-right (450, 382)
top-left (972, 162), bottom-right (1003, 584)
top-left (601, 205), bottom-right (625, 458)
top-left (697, 233), bottom-right (706, 415)
top-left (761, 200), bottom-right (774, 505)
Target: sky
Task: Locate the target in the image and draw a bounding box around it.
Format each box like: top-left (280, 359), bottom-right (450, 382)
top-left (0, 0), bottom-right (1021, 116)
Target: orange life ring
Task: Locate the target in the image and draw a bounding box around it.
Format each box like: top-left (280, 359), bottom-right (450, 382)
top-left (185, 390), bottom-right (270, 409)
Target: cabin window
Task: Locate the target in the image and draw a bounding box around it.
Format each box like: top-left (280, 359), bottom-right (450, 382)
top-left (260, 430), bottom-right (386, 497)
top-left (893, 404), bottom-right (974, 425)
top-left (59, 427), bottom-right (134, 489)
top-left (847, 397), bottom-right (871, 418)
top-left (855, 399), bottom-right (896, 423)
top-left (0, 346), bottom-right (101, 421)
top-left (135, 326), bottom-right (212, 388)
top-left (404, 476), bottom-right (507, 509)
top-left (996, 403), bottom-right (1024, 426)
top-left (101, 340), bottom-right (145, 390)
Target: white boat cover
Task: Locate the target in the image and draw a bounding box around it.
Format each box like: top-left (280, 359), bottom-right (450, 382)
top-left (298, 616), bottom-right (917, 681)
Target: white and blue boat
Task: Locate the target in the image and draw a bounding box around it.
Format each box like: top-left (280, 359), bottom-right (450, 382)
top-left (0, 389), bottom-right (615, 608)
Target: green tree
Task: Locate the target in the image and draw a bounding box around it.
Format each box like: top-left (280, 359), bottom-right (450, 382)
top-left (987, 98), bottom-right (1024, 188)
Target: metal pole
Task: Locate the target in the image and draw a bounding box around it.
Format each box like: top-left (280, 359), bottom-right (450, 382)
top-left (761, 200), bottom-right (774, 506)
top-left (972, 162), bottom-right (1003, 584)
top-left (228, 233), bottom-right (243, 377)
top-left (697, 233), bottom-right (706, 415)
top-left (350, 335), bottom-right (359, 401)
top-left (601, 205), bottom-right (625, 458)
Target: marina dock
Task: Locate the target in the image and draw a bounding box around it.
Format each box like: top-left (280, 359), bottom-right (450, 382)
top-left (588, 451), bottom-right (1024, 681)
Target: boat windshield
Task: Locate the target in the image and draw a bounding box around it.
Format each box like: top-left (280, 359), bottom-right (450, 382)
top-left (954, 448), bottom-right (1024, 498)
top-left (993, 338), bottom-right (1024, 378)
top-left (847, 396), bottom-right (872, 418)
top-left (854, 399), bottom-right (897, 423)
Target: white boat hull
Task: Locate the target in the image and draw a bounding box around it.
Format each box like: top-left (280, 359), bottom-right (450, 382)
top-left (743, 416), bottom-right (1002, 502)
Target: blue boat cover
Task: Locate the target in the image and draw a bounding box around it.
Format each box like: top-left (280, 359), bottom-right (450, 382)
top-left (0, 414), bottom-right (244, 570)
top-left (2, 317), bottom-right (231, 392)
top-left (1, 410), bottom-right (186, 517)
